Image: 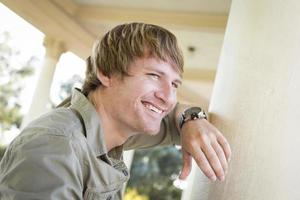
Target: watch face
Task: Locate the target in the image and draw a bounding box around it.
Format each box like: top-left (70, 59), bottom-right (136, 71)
top-left (191, 112), bottom-right (200, 120)
top-left (184, 107), bottom-right (202, 116)
top-left (180, 107), bottom-right (207, 129)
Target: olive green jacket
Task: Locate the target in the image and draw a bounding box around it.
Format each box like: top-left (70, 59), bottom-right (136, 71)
top-left (0, 89), bottom-right (180, 200)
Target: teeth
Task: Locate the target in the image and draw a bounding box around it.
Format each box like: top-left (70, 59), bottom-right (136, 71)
top-left (144, 103), bottom-right (163, 114)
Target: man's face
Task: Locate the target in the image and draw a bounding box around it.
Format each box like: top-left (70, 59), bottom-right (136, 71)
top-left (107, 56), bottom-right (182, 136)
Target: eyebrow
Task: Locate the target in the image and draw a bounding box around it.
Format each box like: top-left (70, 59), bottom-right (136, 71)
top-left (174, 79), bottom-right (182, 85)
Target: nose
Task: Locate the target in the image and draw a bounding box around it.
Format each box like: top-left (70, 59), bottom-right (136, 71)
top-left (154, 82), bottom-right (176, 105)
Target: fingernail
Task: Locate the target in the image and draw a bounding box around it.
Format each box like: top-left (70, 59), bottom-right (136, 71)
top-left (220, 175), bottom-right (225, 182)
top-left (210, 176), bottom-right (216, 181)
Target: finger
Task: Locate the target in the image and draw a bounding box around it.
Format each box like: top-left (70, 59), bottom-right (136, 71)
top-left (201, 144), bottom-right (225, 181)
top-left (211, 141), bottom-right (228, 174)
top-left (216, 133), bottom-right (232, 162)
top-left (192, 147), bottom-right (217, 181)
top-left (179, 150), bottom-right (192, 180)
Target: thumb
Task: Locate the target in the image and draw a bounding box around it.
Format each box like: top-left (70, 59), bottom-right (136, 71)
top-left (179, 150), bottom-right (192, 180)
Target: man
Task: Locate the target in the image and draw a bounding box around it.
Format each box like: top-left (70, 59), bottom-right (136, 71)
top-left (0, 23), bottom-right (231, 199)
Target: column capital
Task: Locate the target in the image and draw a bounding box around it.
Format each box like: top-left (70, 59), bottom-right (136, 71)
top-left (43, 36), bottom-right (66, 60)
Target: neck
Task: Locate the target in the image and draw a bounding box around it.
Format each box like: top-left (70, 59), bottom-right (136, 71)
top-left (87, 89), bottom-right (130, 151)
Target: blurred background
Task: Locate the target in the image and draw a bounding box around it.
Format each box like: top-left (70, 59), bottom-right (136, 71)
top-left (3, 1), bottom-right (300, 199)
top-left (0, 1), bottom-right (231, 199)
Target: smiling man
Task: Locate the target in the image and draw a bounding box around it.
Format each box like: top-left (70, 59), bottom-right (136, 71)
top-left (0, 23), bottom-right (231, 200)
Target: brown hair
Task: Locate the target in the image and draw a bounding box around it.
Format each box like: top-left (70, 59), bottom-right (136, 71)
top-left (81, 22), bottom-right (184, 96)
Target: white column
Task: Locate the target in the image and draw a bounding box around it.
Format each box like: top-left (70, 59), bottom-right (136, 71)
top-left (181, 160), bottom-right (211, 200)
top-left (22, 36), bottom-right (65, 127)
top-left (182, 0), bottom-right (300, 199)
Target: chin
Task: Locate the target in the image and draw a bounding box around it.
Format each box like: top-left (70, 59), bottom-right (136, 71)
top-left (142, 126), bottom-right (161, 136)
top-left (137, 116), bottom-right (162, 135)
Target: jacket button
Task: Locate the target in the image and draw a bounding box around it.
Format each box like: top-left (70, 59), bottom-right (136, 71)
top-left (106, 196), bottom-right (112, 200)
top-left (122, 169), bottom-right (128, 176)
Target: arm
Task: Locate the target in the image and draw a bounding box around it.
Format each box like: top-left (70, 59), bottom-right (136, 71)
top-left (175, 104), bottom-right (231, 182)
top-left (124, 102), bottom-right (231, 182)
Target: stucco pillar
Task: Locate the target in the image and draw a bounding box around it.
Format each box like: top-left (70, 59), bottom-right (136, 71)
top-left (182, 0), bottom-right (300, 199)
top-left (22, 36), bottom-right (65, 127)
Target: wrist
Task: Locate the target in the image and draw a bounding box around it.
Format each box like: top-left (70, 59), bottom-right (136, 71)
top-left (179, 106), bottom-right (207, 130)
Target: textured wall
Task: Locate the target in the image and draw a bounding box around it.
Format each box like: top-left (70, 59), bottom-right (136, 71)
top-left (183, 0), bottom-right (300, 199)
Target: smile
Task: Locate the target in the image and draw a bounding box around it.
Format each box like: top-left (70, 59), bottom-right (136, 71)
top-left (142, 102), bottom-right (164, 114)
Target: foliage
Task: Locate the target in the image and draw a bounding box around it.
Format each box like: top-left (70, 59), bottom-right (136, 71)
top-left (58, 74), bottom-right (83, 101)
top-left (0, 31), bottom-right (36, 132)
top-left (124, 188), bottom-right (149, 200)
top-left (126, 146), bottom-right (183, 200)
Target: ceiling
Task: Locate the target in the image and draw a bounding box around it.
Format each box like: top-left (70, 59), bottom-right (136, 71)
top-left (74, 0), bottom-right (231, 13)
top-left (2, 0), bottom-right (232, 106)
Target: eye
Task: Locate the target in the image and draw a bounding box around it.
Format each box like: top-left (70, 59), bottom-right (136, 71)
top-left (147, 73), bottom-right (160, 80)
top-left (172, 82), bottom-right (179, 89)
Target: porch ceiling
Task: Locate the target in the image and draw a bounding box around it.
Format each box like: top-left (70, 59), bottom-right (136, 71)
top-left (2, 0), bottom-right (231, 105)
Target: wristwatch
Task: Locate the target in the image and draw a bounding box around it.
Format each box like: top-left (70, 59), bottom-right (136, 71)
top-left (179, 107), bottom-right (207, 129)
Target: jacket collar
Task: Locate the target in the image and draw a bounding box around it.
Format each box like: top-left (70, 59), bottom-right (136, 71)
top-left (69, 88), bottom-right (108, 157)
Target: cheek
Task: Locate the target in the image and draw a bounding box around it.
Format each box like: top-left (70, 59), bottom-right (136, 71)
top-left (170, 97), bottom-right (177, 111)
top-left (167, 92), bottom-right (178, 112)
top-left (133, 81), bottom-right (156, 96)
top-left (170, 89), bottom-right (178, 103)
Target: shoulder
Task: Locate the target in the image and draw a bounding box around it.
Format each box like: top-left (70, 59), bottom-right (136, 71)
top-left (0, 109), bottom-right (85, 199)
top-left (17, 107), bottom-right (87, 143)
top-left (8, 108), bottom-right (86, 155)
top-left (1, 108), bottom-right (87, 172)
top-left (26, 108), bottom-right (81, 135)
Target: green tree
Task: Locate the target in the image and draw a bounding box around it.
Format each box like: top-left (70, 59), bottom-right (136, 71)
top-left (58, 74), bottom-right (83, 101)
top-left (126, 147), bottom-right (183, 200)
top-left (49, 74), bottom-right (83, 109)
top-left (0, 31), bottom-right (36, 132)
top-left (124, 188), bottom-right (149, 200)
top-left (0, 31), bottom-right (37, 158)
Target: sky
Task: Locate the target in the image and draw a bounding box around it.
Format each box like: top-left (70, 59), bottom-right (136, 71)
top-left (0, 3), bottom-right (85, 144)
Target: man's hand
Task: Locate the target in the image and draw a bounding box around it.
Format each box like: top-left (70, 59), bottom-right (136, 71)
top-left (179, 118), bottom-right (231, 182)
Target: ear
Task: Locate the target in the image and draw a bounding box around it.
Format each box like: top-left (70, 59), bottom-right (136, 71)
top-left (97, 70), bottom-right (112, 87)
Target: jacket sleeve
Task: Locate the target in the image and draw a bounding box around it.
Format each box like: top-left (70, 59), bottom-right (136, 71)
top-left (123, 103), bottom-right (181, 150)
top-left (0, 130), bottom-right (83, 200)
